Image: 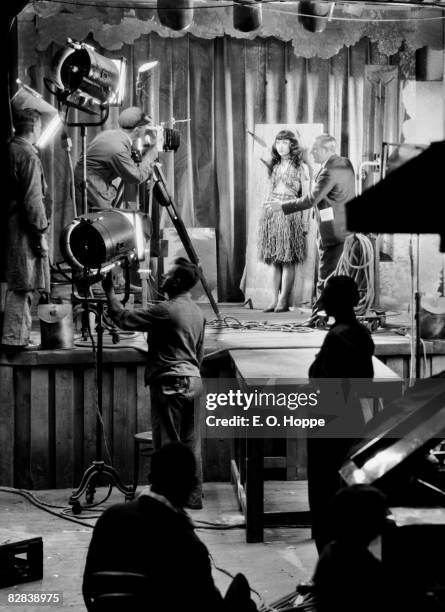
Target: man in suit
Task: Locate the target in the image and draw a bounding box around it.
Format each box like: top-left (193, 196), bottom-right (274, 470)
top-left (269, 134), bottom-right (356, 326)
top-left (83, 443), bottom-right (257, 612)
top-left (74, 106), bottom-right (157, 212)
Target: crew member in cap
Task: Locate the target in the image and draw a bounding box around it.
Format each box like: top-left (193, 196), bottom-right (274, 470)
top-left (74, 106), bottom-right (157, 212)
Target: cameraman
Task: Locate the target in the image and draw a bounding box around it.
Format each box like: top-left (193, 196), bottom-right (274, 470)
top-left (74, 106), bottom-right (157, 212)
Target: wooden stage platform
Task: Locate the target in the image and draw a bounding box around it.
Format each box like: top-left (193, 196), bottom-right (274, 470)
top-left (1, 303), bottom-right (445, 491)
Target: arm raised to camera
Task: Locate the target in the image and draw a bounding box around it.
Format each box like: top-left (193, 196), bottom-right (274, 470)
top-left (103, 273), bottom-right (169, 331)
top-left (110, 143), bottom-right (157, 185)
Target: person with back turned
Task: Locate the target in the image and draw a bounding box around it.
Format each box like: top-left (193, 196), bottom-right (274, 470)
top-left (102, 257), bottom-right (206, 509)
top-left (306, 275), bottom-right (374, 553)
top-left (83, 442), bottom-right (258, 611)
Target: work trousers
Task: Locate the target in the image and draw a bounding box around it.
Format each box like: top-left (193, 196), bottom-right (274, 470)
top-left (1, 290), bottom-right (34, 346)
top-left (150, 375), bottom-right (203, 504)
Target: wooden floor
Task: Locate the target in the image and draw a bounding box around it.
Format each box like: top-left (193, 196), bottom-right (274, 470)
top-left (0, 482), bottom-right (315, 611)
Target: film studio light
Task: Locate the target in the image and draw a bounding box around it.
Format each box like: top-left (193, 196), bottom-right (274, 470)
top-left (60, 210), bottom-right (148, 279)
top-left (157, 0), bottom-right (194, 31)
top-left (50, 39), bottom-right (127, 114)
top-left (233, 0), bottom-right (263, 32)
top-left (11, 81), bottom-right (62, 148)
top-left (298, 1), bottom-right (335, 33)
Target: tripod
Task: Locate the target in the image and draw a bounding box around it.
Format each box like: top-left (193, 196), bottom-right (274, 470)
top-left (113, 159), bottom-right (221, 318)
top-left (69, 295), bottom-right (134, 514)
top-left (151, 162), bottom-right (222, 320)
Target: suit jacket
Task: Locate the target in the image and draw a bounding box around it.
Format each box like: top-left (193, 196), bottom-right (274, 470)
top-left (83, 495), bottom-right (224, 611)
top-left (282, 154), bottom-right (355, 247)
top-left (2, 137), bottom-right (50, 290)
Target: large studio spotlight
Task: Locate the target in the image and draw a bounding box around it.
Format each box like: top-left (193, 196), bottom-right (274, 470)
top-left (233, 0), bottom-right (262, 32)
top-left (298, 1), bottom-right (335, 33)
top-left (60, 210), bottom-right (149, 278)
top-left (50, 39), bottom-right (127, 115)
top-left (11, 81), bottom-right (62, 148)
top-left (157, 0), bottom-right (194, 31)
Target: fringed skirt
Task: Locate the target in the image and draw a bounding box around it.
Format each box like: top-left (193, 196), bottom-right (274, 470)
top-left (258, 203), bottom-right (306, 265)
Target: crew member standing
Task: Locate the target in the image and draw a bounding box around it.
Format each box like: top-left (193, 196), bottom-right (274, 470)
top-left (74, 106), bottom-right (157, 212)
top-left (102, 258), bottom-right (206, 509)
top-left (307, 275), bottom-right (374, 552)
top-left (1, 108), bottom-right (50, 351)
top-left (269, 134), bottom-right (356, 326)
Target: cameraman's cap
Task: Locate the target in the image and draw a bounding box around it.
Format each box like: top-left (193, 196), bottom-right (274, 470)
top-left (118, 106), bottom-right (151, 129)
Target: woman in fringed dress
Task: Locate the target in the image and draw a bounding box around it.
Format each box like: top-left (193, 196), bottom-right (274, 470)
top-left (258, 130), bottom-right (309, 312)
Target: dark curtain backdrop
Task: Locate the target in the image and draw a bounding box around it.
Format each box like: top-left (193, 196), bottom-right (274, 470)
top-left (26, 34), bottom-right (406, 301)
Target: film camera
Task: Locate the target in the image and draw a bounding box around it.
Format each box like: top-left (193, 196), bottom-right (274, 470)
top-left (131, 124), bottom-right (180, 163)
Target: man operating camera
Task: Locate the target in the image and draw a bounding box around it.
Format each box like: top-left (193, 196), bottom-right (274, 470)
top-left (74, 106), bottom-right (158, 212)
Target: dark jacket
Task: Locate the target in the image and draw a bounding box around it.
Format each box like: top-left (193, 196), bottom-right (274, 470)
top-left (309, 320), bottom-right (374, 380)
top-left (312, 541), bottom-right (392, 612)
top-left (108, 293), bottom-right (206, 384)
top-left (2, 137), bottom-right (50, 290)
top-left (82, 495), bottom-right (224, 611)
top-left (282, 155), bottom-right (355, 247)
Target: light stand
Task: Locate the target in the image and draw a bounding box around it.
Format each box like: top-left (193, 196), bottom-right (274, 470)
top-left (65, 107), bottom-right (109, 216)
top-left (346, 140), bottom-right (432, 382)
top-left (69, 265), bottom-right (134, 513)
top-left (412, 234), bottom-right (422, 380)
top-left (151, 162), bottom-right (222, 320)
top-left (382, 142), bottom-right (423, 381)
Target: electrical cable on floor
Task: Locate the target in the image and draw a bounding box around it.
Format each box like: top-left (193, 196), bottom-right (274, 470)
top-left (208, 551), bottom-right (277, 612)
top-left (206, 316), bottom-right (316, 333)
top-left (0, 487), bottom-right (96, 528)
top-left (0, 484), bottom-right (250, 530)
top-left (10, 487), bottom-right (110, 512)
top-left (194, 518), bottom-right (244, 527)
top-left (195, 523), bottom-right (245, 530)
top-left (1, 486), bottom-right (298, 610)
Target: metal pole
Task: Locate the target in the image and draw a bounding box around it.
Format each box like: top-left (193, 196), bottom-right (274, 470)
top-left (81, 125), bottom-right (88, 215)
top-left (95, 300), bottom-right (104, 462)
top-left (415, 234), bottom-right (422, 379)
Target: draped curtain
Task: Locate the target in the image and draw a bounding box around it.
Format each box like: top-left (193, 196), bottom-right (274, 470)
top-left (25, 34), bottom-right (405, 301)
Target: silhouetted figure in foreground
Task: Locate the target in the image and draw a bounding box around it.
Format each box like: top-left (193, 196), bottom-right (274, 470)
top-left (307, 276), bottom-right (374, 552)
top-left (311, 485), bottom-right (390, 612)
top-left (83, 443), bottom-right (257, 612)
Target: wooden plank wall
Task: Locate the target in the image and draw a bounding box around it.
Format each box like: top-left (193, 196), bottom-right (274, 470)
top-left (1, 362), bottom-right (151, 490)
top-left (2, 350), bottom-right (445, 488)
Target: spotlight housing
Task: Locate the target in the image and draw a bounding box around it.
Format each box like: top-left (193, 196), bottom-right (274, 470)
top-left (233, 0), bottom-right (262, 32)
top-left (157, 0), bottom-right (194, 31)
top-left (298, 0), bottom-right (333, 33)
top-left (52, 40), bottom-right (126, 114)
top-left (60, 210), bottom-right (149, 273)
